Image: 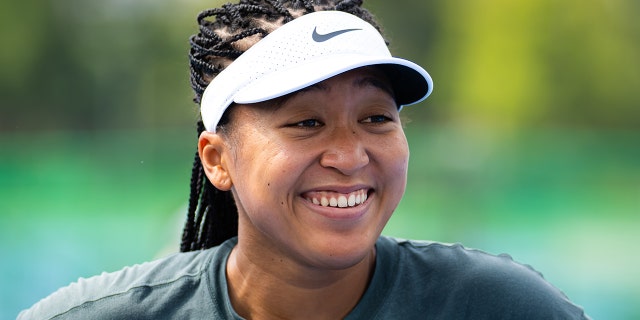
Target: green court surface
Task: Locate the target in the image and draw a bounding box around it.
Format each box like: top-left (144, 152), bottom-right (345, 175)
top-left (1, 126), bottom-right (638, 319)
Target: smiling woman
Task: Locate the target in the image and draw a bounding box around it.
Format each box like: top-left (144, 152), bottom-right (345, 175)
top-left (201, 68), bottom-right (408, 274)
top-left (18, 1), bottom-right (590, 319)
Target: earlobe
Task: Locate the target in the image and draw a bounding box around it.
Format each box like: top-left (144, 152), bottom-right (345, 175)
top-left (198, 131), bottom-right (233, 191)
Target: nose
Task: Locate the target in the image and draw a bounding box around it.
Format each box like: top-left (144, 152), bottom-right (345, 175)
top-left (319, 127), bottom-right (370, 175)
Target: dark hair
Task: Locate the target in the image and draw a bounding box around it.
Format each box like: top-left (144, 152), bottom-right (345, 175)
top-left (181, 0), bottom-right (385, 252)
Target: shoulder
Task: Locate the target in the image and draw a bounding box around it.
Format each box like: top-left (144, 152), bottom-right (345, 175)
top-left (375, 236), bottom-right (589, 319)
top-left (389, 237), bottom-right (538, 277)
top-left (17, 240), bottom-right (235, 320)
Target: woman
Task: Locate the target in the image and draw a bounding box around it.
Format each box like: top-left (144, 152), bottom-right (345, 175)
top-left (19, 1), bottom-right (589, 319)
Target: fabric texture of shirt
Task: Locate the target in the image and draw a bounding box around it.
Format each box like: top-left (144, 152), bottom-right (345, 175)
top-left (18, 236), bottom-right (589, 319)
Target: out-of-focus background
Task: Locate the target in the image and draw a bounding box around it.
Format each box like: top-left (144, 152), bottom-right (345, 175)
top-left (1, 0), bottom-right (638, 318)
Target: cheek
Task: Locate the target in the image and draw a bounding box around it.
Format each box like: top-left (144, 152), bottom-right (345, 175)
top-left (379, 133), bottom-right (410, 176)
top-left (232, 142), bottom-right (298, 208)
top-left (376, 133), bottom-right (410, 207)
top-left (231, 148), bottom-right (303, 239)
top-left (393, 147), bottom-right (410, 196)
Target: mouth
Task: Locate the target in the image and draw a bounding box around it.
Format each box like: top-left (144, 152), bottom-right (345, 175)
top-left (303, 188), bottom-right (370, 208)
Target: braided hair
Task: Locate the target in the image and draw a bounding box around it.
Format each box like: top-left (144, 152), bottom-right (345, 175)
top-left (182, 0), bottom-right (385, 252)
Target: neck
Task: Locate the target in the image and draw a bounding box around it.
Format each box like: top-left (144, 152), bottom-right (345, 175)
top-left (226, 239), bottom-right (376, 320)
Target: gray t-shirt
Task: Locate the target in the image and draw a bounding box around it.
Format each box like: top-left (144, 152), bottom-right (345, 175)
top-left (18, 236), bottom-right (589, 319)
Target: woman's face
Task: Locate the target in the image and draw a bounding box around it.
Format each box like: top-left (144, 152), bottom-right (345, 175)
top-left (211, 67), bottom-right (409, 269)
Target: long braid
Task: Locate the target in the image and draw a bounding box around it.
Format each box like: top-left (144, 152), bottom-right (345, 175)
top-left (226, 28), bottom-right (270, 46)
top-left (181, 121), bottom-right (207, 252)
top-left (301, 0), bottom-right (315, 13)
top-left (182, 0), bottom-right (384, 252)
top-left (264, 0), bottom-right (294, 20)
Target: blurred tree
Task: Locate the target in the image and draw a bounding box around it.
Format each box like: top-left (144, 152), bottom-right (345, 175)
top-left (429, 0), bottom-right (640, 130)
top-left (1, 0), bottom-right (638, 132)
top-left (0, 0), bottom-right (205, 131)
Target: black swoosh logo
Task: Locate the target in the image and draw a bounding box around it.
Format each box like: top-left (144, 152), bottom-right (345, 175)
top-left (312, 27), bottom-right (362, 42)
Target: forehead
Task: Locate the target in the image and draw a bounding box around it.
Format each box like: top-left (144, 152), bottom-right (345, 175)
top-left (271, 66), bottom-right (395, 105)
top-left (305, 66), bottom-right (392, 91)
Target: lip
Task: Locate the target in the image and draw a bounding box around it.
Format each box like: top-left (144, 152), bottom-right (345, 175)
top-left (302, 184), bottom-right (372, 195)
top-left (300, 185), bottom-right (373, 221)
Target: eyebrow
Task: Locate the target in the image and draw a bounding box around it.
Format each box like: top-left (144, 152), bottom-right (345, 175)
top-left (353, 76), bottom-right (395, 100)
top-left (269, 74), bottom-right (396, 110)
top-left (296, 76), bottom-right (395, 98)
top-left (267, 82), bottom-right (328, 110)
top-left (296, 82), bottom-right (329, 94)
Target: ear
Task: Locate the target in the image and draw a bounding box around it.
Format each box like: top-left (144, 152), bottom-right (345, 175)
top-left (198, 131), bottom-right (233, 191)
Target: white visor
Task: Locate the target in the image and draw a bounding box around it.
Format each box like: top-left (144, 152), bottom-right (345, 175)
top-left (200, 10), bottom-right (433, 132)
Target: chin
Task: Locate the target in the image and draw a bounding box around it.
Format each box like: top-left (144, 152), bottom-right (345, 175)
top-left (302, 233), bottom-right (378, 270)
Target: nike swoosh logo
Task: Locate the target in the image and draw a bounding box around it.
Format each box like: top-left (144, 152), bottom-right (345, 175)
top-left (312, 27), bottom-right (362, 42)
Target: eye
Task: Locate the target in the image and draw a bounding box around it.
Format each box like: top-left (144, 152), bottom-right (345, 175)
top-left (361, 114), bottom-right (393, 124)
top-left (291, 119), bottom-right (323, 128)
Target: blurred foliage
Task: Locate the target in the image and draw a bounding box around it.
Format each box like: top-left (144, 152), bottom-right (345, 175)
top-left (2, 0), bottom-right (639, 131)
top-left (0, 0), bottom-right (213, 131)
top-left (372, 0), bottom-right (640, 131)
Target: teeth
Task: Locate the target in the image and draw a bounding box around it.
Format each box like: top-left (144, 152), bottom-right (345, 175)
top-left (306, 189), bottom-right (369, 208)
top-left (338, 196), bottom-right (347, 207)
top-left (348, 194), bottom-right (355, 206)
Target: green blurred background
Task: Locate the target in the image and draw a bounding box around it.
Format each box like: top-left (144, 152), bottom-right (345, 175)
top-left (1, 0), bottom-right (638, 318)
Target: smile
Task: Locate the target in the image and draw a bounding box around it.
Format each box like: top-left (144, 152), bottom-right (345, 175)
top-left (304, 189), bottom-right (369, 208)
